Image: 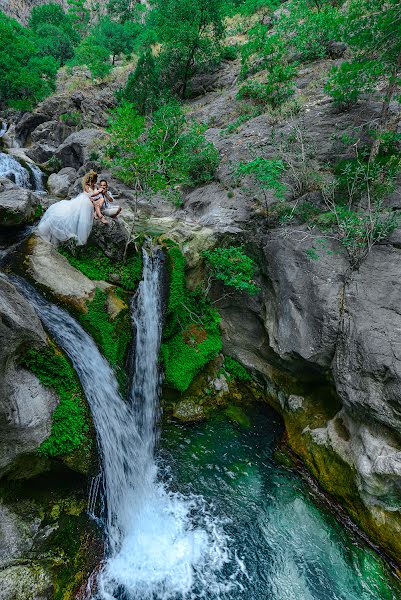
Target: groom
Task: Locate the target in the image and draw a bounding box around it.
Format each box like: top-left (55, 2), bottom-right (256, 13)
top-left (90, 180), bottom-right (122, 224)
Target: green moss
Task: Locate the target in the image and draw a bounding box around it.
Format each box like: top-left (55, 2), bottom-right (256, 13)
top-left (223, 356), bottom-right (252, 382)
top-left (161, 244), bottom-right (222, 392)
top-left (20, 341), bottom-right (91, 458)
top-left (78, 288), bottom-right (131, 373)
top-left (59, 244), bottom-right (143, 291)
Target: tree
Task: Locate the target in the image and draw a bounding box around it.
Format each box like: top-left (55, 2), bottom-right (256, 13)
top-left (0, 12), bottom-right (58, 109)
top-left (150, 0), bottom-right (225, 98)
top-left (95, 17), bottom-right (135, 64)
top-left (325, 0), bottom-right (401, 160)
top-left (72, 35), bottom-right (112, 78)
top-left (29, 3), bottom-right (79, 44)
top-left (123, 49), bottom-right (166, 114)
top-left (67, 0), bottom-right (90, 36)
top-left (36, 23), bottom-right (75, 64)
top-left (107, 0), bottom-right (146, 24)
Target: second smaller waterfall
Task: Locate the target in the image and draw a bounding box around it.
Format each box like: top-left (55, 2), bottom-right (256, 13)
top-left (0, 152), bottom-right (45, 191)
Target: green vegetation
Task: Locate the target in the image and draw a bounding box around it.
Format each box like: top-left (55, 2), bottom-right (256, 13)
top-left (223, 356), bottom-right (252, 382)
top-left (79, 288), bottom-right (131, 370)
top-left (20, 342), bottom-right (90, 457)
top-left (203, 245), bottom-right (259, 295)
top-left (161, 244), bottom-right (222, 392)
top-left (325, 0), bottom-right (401, 160)
top-left (59, 244), bottom-right (143, 291)
top-left (0, 12), bottom-right (59, 109)
top-left (106, 100), bottom-right (219, 195)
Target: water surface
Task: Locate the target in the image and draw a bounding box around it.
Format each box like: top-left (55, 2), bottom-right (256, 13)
top-left (159, 402), bottom-right (401, 600)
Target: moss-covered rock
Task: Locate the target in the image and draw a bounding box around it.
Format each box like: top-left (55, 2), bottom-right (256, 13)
top-left (260, 366), bottom-right (401, 566)
top-left (20, 339), bottom-right (95, 473)
top-left (0, 475), bottom-right (102, 600)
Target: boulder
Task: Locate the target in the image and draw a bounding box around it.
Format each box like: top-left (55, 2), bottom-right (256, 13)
top-left (0, 183), bottom-right (41, 226)
top-left (47, 167), bottom-right (77, 197)
top-left (25, 236), bottom-right (97, 311)
top-left (0, 278), bottom-right (58, 478)
top-left (55, 129), bottom-right (106, 170)
top-left (26, 120), bottom-right (75, 164)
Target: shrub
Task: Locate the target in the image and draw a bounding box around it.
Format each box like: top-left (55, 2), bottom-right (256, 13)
top-left (223, 356), bottom-right (252, 382)
top-left (59, 244), bottom-right (143, 291)
top-left (106, 101), bottom-right (219, 193)
top-left (203, 245), bottom-right (260, 295)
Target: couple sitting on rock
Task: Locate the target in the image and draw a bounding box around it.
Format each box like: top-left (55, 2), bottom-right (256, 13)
top-left (37, 170), bottom-right (122, 246)
top-left (83, 171), bottom-right (121, 224)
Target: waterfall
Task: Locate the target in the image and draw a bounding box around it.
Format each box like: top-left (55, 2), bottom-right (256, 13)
top-left (13, 248), bottom-right (238, 600)
top-left (0, 152), bottom-right (44, 191)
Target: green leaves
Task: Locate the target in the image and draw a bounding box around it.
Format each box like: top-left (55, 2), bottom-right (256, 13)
top-left (203, 246), bottom-right (259, 295)
top-left (106, 100), bottom-right (219, 192)
top-left (237, 157), bottom-right (286, 198)
top-left (161, 244), bottom-right (222, 392)
top-left (0, 12), bottom-right (59, 109)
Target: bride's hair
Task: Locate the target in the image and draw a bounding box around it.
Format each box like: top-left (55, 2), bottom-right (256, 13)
top-left (82, 170), bottom-right (98, 190)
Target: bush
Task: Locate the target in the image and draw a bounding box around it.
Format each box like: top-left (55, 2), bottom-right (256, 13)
top-left (203, 245), bottom-right (260, 295)
top-left (106, 100), bottom-right (219, 193)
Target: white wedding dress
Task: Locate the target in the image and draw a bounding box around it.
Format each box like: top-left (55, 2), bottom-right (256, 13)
top-left (37, 191), bottom-right (94, 246)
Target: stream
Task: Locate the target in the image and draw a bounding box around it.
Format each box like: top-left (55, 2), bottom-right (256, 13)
top-left (12, 248), bottom-right (401, 600)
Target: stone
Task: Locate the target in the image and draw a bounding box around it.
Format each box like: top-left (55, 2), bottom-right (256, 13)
top-left (47, 167), bottom-right (77, 197)
top-left (0, 184), bottom-right (41, 226)
top-left (0, 278), bottom-right (58, 478)
top-left (0, 564), bottom-right (52, 599)
top-left (25, 236), bottom-right (97, 311)
top-left (55, 129), bottom-right (106, 170)
top-left (326, 40), bottom-right (348, 59)
top-left (26, 120), bottom-right (75, 164)
top-left (173, 398), bottom-right (206, 422)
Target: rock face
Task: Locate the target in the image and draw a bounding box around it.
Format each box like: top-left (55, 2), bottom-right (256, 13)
top-left (47, 167), bottom-right (77, 197)
top-left (55, 129), bottom-right (106, 170)
top-left (0, 180), bottom-right (40, 226)
top-left (0, 278), bottom-right (58, 478)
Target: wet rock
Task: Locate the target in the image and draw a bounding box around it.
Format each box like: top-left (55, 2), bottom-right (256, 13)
top-left (47, 167), bottom-right (77, 197)
top-left (0, 183), bottom-right (41, 227)
top-left (0, 564), bottom-right (52, 599)
top-left (173, 398), bottom-right (206, 422)
top-left (0, 278), bottom-right (57, 478)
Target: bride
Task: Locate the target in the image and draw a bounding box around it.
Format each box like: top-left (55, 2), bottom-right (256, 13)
top-left (37, 171), bottom-right (98, 246)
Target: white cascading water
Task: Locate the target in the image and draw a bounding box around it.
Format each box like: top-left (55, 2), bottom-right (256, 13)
top-left (13, 248), bottom-right (240, 600)
top-left (0, 152), bottom-right (31, 188)
top-left (0, 151), bottom-right (45, 191)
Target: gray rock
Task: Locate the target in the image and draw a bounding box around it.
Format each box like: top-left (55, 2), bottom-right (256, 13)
top-left (26, 120), bottom-right (75, 164)
top-left (0, 278), bottom-right (58, 478)
top-left (326, 41), bottom-right (348, 59)
top-left (47, 167), bottom-right (77, 197)
top-left (0, 564), bottom-right (52, 600)
top-left (26, 236), bottom-right (97, 310)
top-left (55, 129), bottom-right (106, 170)
top-left (0, 184), bottom-right (40, 226)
